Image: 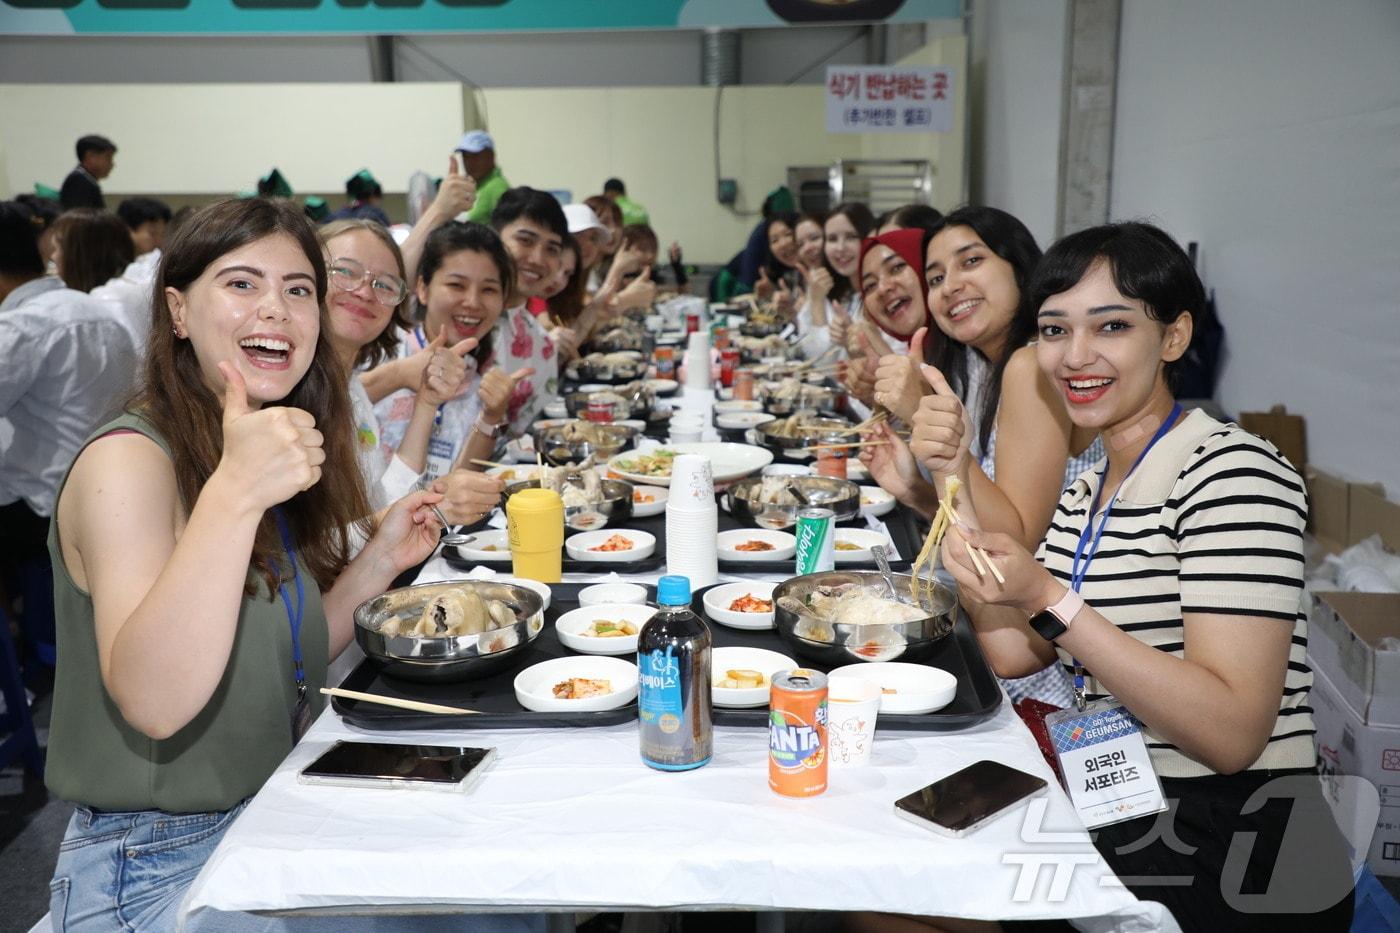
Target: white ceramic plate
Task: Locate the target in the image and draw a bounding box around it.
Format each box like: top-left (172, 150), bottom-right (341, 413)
top-left (503, 435), bottom-right (536, 463)
top-left (543, 400), bottom-right (569, 419)
top-left (859, 486), bottom-right (896, 519)
top-left (717, 411), bottom-right (777, 431)
top-left (715, 528), bottom-right (796, 563)
top-left (554, 603), bottom-right (656, 656)
top-left (712, 646), bottom-right (797, 708)
top-left (846, 458), bottom-right (870, 482)
top-left (629, 484), bottom-right (670, 517)
top-left (487, 465), bottom-right (542, 484)
top-left (714, 399), bottom-right (763, 414)
top-left (762, 463), bottom-right (814, 478)
top-left (669, 442), bottom-right (773, 484)
top-left (826, 662), bottom-right (957, 714)
top-left (577, 582), bottom-right (648, 607)
top-left (833, 528), bottom-right (891, 563)
top-left (564, 529), bottom-right (656, 563)
top-left (607, 449), bottom-right (681, 486)
top-left (514, 656), bottom-right (639, 712)
top-left (702, 581), bottom-right (778, 630)
top-left (494, 575), bottom-right (552, 611)
top-left (646, 378), bottom-right (680, 396)
top-left (450, 530), bottom-right (511, 562)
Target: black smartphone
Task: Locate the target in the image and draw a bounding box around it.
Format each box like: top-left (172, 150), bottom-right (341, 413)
top-left (297, 741), bottom-right (495, 793)
top-left (894, 760), bottom-right (1048, 838)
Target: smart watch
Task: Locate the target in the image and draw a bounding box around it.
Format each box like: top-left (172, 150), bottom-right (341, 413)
top-left (1028, 587), bottom-right (1084, 642)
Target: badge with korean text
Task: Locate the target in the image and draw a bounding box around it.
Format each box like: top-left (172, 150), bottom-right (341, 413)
top-left (1046, 701), bottom-right (1167, 829)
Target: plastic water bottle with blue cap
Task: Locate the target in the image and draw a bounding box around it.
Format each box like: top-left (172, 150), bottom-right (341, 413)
top-left (637, 575), bottom-right (713, 770)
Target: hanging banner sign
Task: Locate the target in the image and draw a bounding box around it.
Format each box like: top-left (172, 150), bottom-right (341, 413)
top-left (825, 65), bottom-right (955, 133)
top-left (0, 0), bottom-right (962, 37)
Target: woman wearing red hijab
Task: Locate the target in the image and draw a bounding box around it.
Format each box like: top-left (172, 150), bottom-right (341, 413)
top-left (842, 228), bottom-right (933, 407)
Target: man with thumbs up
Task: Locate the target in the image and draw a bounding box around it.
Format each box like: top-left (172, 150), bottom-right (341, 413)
top-left (456, 130), bottom-right (509, 225)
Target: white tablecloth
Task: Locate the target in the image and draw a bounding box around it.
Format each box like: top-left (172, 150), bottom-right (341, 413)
top-left (183, 384), bottom-right (1177, 931)
top-left (182, 706), bottom-right (1173, 930)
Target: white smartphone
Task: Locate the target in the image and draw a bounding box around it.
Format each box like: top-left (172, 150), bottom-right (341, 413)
top-left (297, 741), bottom-right (496, 794)
top-left (894, 760), bottom-right (1048, 838)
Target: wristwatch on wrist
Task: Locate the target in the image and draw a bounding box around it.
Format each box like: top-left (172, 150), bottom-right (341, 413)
top-left (473, 415), bottom-right (503, 439)
top-left (1027, 586), bottom-right (1084, 642)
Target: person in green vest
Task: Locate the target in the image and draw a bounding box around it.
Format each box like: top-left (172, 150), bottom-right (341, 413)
top-left (41, 196), bottom-right (543, 932)
top-left (456, 130), bottom-right (509, 224)
top-left (602, 177), bottom-right (650, 227)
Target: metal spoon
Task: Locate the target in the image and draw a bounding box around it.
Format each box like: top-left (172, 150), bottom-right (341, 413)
top-left (871, 545), bottom-right (901, 602)
top-left (429, 504), bottom-right (475, 548)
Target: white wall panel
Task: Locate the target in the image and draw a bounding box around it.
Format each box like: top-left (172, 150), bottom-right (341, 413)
top-left (1112, 0), bottom-right (1400, 493)
top-left (969, 0), bottom-right (1067, 246)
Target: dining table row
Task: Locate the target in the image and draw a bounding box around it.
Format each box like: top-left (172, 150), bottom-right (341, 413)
top-left (180, 303), bottom-right (1176, 933)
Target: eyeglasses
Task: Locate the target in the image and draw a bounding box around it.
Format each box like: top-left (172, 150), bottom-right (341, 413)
top-left (328, 257), bottom-right (408, 307)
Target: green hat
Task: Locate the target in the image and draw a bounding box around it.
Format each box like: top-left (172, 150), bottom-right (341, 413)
top-left (257, 168), bottom-right (293, 198)
top-left (346, 169), bottom-right (380, 200)
top-left (304, 196), bottom-right (330, 222)
top-left (33, 183), bottom-right (60, 201)
top-left (765, 186), bottom-right (795, 215)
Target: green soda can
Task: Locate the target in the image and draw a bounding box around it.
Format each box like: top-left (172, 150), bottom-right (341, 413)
top-left (794, 507), bottom-right (835, 575)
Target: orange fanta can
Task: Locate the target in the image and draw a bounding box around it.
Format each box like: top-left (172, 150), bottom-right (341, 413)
top-left (769, 669), bottom-right (829, 797)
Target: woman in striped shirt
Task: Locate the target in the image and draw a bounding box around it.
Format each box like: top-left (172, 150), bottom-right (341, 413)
top-left (914, 222), bottom-right (1353, 930)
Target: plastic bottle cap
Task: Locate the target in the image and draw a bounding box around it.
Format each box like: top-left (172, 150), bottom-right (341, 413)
top-left (656, 575), bottom-right (691, 606)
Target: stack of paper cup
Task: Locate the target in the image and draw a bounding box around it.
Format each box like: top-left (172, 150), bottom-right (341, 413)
top-left (683, 330), bottom-right (711, 390)
top-left (668, 412), bottom-right (706, 444)
top-left (665, 454), bottom-right (718, 588)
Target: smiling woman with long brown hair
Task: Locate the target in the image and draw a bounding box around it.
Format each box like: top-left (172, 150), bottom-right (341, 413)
top-left (37, 198), bottom-right (492, 930)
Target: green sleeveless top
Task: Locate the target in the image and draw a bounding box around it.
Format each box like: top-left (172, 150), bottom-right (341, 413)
top-left (44, 412), bottom-right (329, 814)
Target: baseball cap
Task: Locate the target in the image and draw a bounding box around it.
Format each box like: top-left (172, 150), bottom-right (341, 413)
top-left (562, 203), bottom-right (606, 236)
top-left (456, 130), bottom-right (495, 153)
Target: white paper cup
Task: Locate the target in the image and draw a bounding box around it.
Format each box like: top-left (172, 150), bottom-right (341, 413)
top-left (826, 677), bottom-right (882, 766)
top-left (669, 427), bottom-right (703, 443)
top-left (668, 454), bottom-right (715, 506)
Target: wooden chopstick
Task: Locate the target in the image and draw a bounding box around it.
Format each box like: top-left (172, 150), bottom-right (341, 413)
top-left (795, 440), bottom-right (890, 453)
top-left (469, 458), bottom-right (512, 469)
top-left (321, 687), bottom-right (482, 716)
top-left (942, 502), bottom-right (1006, 584)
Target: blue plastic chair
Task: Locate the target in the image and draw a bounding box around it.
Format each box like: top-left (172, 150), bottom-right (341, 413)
top-left (0, 601), bottom-right (45, 778)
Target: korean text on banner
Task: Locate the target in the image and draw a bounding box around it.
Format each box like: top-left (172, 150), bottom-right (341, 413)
top-left (825, 66), bottom-right (954, 134)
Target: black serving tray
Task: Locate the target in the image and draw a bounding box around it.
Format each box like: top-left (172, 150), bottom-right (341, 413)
top-left (332, 578), bottom-right (1001, 734)
top-left (440, 500), bottom-right (917, 576)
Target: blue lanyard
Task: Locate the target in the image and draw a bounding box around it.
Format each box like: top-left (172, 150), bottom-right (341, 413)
top-left (271, 508), bottom-right (305, 692)
top-left (1066, 403), bottom-right (1181, 706)
top-left (414, 326), bottom-right (446, 430)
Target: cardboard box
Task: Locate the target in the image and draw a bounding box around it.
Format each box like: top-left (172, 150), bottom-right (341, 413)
top-left (1306, 467), bottom-right (1351, 553)
top-left (1309, 592), bottom-right (1400, 727)
top-left (1240, 404), bottom-right (1307, 473)
top-left (1305, 468), bottom-right (1397, 556)
top-left (1308, 592), bottom-right (1400, 876)
top-left (1349, 483), bottom-right (1400, 555)
top-left (1312, 666), bottom-right (1400, 877)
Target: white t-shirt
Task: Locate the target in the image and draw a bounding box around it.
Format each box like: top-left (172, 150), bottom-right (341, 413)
top-left (373, 327), bottom-right (487, 485)
top-left (90, 250), bottom-right (160, 354)
top-left (0, 287), bottom-right (140, 515)
top-left (347, 375), bottom-right (420, 511)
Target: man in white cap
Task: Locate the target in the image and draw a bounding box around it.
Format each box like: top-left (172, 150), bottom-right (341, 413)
top-left (455, 130), bottom-right (509, 224)
top-left (561, 202), bottom-right (608, 273)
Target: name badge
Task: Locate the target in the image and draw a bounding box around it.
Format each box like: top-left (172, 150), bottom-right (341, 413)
top-left (426, 434), bottom-right (457, 482)
top-left (1046, 700), bottom-right (1167, 829)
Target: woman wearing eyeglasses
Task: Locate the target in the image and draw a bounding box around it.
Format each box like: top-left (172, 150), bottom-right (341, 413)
top-left (324, 221), bottom-right (504, 527)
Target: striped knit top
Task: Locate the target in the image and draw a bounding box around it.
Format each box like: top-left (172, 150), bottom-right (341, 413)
top-left (1039, 409), bottom-right (1316, 779)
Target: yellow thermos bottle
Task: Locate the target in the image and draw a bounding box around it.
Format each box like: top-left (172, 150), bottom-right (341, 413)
top-left (507, 488), bottom-right (564, 583)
